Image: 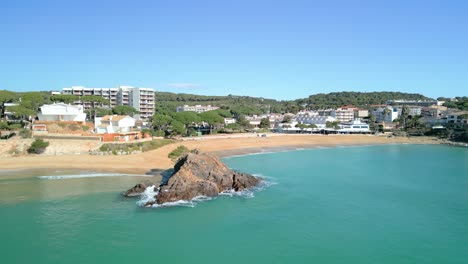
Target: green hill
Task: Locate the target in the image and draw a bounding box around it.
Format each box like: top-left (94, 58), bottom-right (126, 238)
top-left (296, 92), bottom-right (433, 109)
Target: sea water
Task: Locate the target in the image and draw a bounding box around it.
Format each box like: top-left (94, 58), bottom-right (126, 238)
top-left (0, 144), bottom-right (467, 263)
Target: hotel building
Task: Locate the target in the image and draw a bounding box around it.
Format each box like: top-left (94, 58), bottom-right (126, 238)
top-left (61, 86), bottom-right (155, 120)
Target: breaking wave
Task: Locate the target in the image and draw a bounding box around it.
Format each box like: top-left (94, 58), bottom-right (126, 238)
top-left (38, 173), bottom-right (149, 180)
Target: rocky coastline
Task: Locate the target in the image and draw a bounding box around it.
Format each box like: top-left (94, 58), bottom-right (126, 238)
top-left (124, 150), bottom-right (261, 206)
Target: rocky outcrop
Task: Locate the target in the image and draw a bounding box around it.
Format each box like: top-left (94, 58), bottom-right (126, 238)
top-left (124, 182), bottom-right (150, 197)
top-left (124, 150), bottom-right (261, 206)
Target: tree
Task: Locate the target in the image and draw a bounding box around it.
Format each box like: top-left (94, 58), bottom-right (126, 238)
top-left (6, 105), bottom-right (35, 120)
top-left (400, 106), bottom-right (410, 129)
top-left (236, 115), bottom-right (252, 129)
top-left (295, 123), bottom-right (308, 133)
top-left (95, 108), bottom-right (112, 117)
top-left (50, 94), bottom-right (79, 104)
top-left (326, 121), bottom-right (341, 130)
top-left (112, 105), bottom-right (139, 116)
top-left (170, 120), bottom-right (185, 136)
top-left (282, 115), bottom-right (292, 123)
top-left (153, 114), bottom-right (172, 131)
top-left (81, 95), bottom-right (109, 120)
top-left (259, 118), bottom-right (270, 129)
top-left (200, 111), bottom-right (224, 134)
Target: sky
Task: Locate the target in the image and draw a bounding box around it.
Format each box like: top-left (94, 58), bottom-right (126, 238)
top-left (1, 0), bottom-right (467, 100)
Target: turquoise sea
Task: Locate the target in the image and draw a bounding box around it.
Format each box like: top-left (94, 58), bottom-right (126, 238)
top-left (0, 144), bottom-right (467, 263)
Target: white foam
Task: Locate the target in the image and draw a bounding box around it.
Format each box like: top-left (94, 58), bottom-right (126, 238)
top-left (136, 185), bottom-right (159, 206)
top-left (38, 173), bottom-right (150, 180)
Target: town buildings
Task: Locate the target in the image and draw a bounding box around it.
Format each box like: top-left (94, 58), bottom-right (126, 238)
top-left (61, 86), bottom-right (155, 120)
top-left (176, 105), bottom-right (219, 113)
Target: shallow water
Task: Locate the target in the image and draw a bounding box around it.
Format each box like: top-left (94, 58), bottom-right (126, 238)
top-left (0, 145), bottom-right (467, 263)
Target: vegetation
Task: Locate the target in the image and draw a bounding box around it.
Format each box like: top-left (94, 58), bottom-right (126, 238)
top-left (112, 105), bottom-right (139, 116)
top-left (296, 92), bottom-right (432, 109)
top-left (27, 138), bottom-right (49, 154)
top-left (98, 139), bottom-right (174, 154)
top-left (443, 97), bottom-right (468, 111)
top-left (168, 145), bottom-right (190, 160)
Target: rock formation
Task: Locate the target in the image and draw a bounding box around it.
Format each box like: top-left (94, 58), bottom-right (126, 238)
top-left (124, 150), bottom-right (261, 206)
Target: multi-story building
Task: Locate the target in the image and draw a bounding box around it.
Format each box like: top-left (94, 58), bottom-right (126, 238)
top-left (371, 106), bottom-right (399, 123)
top-left (386, 100), bottom-right (438, 107)
top-left (61, 86), bottom-right (155, 120)
top-left (333, 107), bottom-right (355, 122)
top-left (176, 105), bottom-right (219, 113)
top-left (396, 106), bottom-right (422, 117)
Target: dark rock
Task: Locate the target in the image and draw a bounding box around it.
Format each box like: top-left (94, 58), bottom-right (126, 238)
top-left (123, 183), bottom-right (148, 197)
top-left (142, 151), bottom-right (261, 206)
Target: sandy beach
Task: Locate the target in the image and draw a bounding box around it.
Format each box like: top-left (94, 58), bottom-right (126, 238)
top-left (0, 134), bottom-right (439, 174)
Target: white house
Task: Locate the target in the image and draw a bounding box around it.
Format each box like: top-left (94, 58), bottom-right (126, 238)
top-left (224, 118), bottom-right (237, 125)
top-left (339, 119), bottom-right (371, 133)
top-left (95, 115), bottom-right (136, 134)
top-left (37, 103), bottom-right (87, 122)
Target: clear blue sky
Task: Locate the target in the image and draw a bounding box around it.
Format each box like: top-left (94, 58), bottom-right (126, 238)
top-left (1, 0), bottom-right (467, 100)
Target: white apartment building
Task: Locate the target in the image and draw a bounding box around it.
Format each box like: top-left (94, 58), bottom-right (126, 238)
top-left (176, 105), bottom-right (219, 113)
top-left (61, 86), bottom-right (155, 120)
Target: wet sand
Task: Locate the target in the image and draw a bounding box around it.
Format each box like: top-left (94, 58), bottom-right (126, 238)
top-left (0, 134), bottom-right (439, 175)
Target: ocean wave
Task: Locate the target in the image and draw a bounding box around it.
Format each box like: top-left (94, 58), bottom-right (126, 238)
top-left (136, 185), bottom-right (158, 206)
top-left (38, 173), bottom-right (150, 180)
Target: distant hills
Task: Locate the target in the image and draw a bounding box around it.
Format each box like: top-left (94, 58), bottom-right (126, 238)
top-left (155, 91), bottom-right (435, 115)
top-left (295, 92), bottom-right (433, 109)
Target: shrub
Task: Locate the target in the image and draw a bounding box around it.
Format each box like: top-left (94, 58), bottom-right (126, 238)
top-left (168, 145), bottom-right (190, 160)
top-left (69, 124), bottom-right (81, 131)
top-left (99, 144), bottom-right (110, 152)
top-left (27, 138), bottom-right (50, 154)
top-left (153, 130), bottom-right (166, 137)
top-left (8, 124), bottom-right (22, 130)
top-left (19, 129), bottom-right (32, 138)
top-left (82, 125), bottom-right (90, 131)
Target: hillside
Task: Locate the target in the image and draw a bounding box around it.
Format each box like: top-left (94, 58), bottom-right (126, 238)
top-left (154, 92), bottom-right (292, 115)
top-left (295, 92), bottom-right (433, 109)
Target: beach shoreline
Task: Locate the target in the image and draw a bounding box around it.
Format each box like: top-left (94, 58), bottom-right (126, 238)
top-left (0, 134), bottom-right (440, 175)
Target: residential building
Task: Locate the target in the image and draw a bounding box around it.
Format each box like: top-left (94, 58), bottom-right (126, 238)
top-left (339, 119), bottom-right (371, 133)
top-left (421, 105), bottom-right (447, 117)
top-left (397, 106), bottom-right (422, 117)
top-left (176, 105), bottom-right (219, 113)
top-left (386, 100), bottom-right (437, 107)
top-left (3, 103), bottom-right (19, 120)
top-left (37, 103), bottom-right (87, 122)
top-left (371, 106), bottom-right (399, 123)
top-left (61, 86), bottom-right (155, 120)
top-left (446, 112), bottom-right (468, 124)
top-left (95, 115), bottom-right (136, 134)
top-left (224, 118), bottom-right (237, 125)
top-left (333, 107), bottom-right (355, 122)
top-left (355, 109), bottom-right (369, 118)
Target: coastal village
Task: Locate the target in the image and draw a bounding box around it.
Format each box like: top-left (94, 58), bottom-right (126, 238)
top-left (0, 86), bottom-right (467, 157)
